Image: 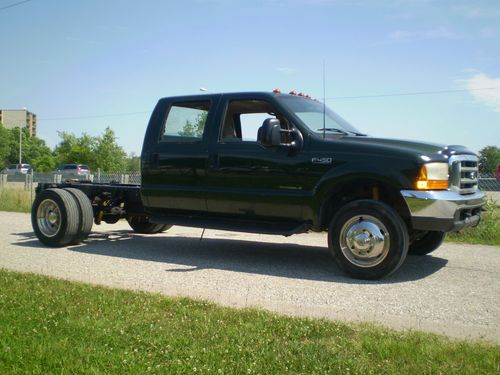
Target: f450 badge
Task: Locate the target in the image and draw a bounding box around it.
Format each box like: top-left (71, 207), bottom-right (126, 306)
top-left (311, 157), bottom-right (333, 165)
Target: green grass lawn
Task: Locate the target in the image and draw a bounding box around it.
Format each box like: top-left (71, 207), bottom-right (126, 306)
top-left (446, 200), bottom-right (500, 246)
top-left (0, 188), bottom-right (33, 213)
top-left (0, 269), bottom-right (498, 374)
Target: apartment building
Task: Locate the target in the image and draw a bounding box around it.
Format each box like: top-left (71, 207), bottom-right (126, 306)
top-left (0, 109), bottom-right (37, 137)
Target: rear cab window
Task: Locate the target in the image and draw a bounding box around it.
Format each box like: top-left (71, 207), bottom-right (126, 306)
top-left (161, 101), bottom-right (210, 143)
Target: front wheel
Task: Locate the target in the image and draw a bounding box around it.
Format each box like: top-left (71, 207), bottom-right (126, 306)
top-left (408, 231), bottom-right (445, 256)
top-left (127, 217), bottom-right (171, 234)
top-left (328, 199), bottom-right (409, 280)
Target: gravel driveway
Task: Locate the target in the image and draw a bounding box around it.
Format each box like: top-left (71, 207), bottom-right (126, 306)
top-left (1, 211), bottom-right (499, 343)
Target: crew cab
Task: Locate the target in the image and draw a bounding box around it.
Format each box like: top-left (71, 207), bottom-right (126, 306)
top-left (31, 91), bottom-right (485, 279)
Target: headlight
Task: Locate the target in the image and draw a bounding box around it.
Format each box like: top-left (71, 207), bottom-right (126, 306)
top-left (416, 163), bottom-right (449, 190)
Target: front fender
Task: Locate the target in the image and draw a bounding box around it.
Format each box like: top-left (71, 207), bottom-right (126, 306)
top-left (307, 160), bottom-right (416, 227)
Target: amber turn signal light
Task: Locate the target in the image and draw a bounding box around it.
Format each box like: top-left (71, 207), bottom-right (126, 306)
top-left (416, 163), bottom-right (449, 190)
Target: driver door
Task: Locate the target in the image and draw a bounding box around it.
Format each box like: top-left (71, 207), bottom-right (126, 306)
top-left (204, 96), bottom-right (307, 221)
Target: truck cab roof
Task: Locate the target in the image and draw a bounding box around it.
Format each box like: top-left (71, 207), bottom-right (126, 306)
top-left (158, 91), bottom-right (294, 103)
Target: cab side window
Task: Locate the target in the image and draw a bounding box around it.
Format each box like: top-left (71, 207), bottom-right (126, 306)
top-left (161, 101), bottom-right (210, 142)
top-left (220, 100), bottom-right (290, 143)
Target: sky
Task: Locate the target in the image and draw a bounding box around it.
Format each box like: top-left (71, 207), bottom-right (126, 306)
top-left (1, 0), bottom-right (499, 154)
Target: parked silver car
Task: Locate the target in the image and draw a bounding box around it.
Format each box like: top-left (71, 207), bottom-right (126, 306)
top-left (1, 163), bottom-right (32, 174)
top-left (53, 164), bottom-right (91, 180)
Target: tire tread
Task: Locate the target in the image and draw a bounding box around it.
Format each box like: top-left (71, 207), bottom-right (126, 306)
top-left (64, 188), bottom-right (94, 244)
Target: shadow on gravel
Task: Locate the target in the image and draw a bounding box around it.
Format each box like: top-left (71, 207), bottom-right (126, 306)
top-left (12, 231), bottom-right (448, 284)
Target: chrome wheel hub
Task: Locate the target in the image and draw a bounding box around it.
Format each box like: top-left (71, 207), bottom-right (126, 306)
top-left (48, 211), bottom-right (58, 225)
top-left (340, 215), bottom-right (390, 268)
top-left (37, 199), bottom-right (62, 237)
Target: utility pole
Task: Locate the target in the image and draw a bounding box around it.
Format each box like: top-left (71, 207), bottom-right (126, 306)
top-left (19, 126), bottom-right (22, 164)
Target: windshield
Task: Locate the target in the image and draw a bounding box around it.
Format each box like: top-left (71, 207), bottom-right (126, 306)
top-left (277, 95), bottom-right (364, 136)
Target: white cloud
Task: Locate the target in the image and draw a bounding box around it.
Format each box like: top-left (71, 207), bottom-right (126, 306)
top-left (375, 27), bottom-right (463, 45)
top-left (276, 67), bottom-right (296, 74)
top-left (387, 27), bottom-right (462, 43)
top-left (463, 73), bottom-right (500, 113)
top-left (479, 27), bottom-right (499, 39)
top-left (454, 5), bottom-right (500, 19)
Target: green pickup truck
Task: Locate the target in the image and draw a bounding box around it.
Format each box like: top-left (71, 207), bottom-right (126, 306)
top-left (31, 91), bottom-right (485, 279)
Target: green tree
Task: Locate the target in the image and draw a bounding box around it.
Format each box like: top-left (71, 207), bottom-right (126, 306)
top-left (478, 146), bottom-right (500, 174)
top-left (32, 153), bottom-right (56, 172)
top-left (1, 125), bottom-right (131, 173)
top-left (0, 123), bottom-right (11, 166)
top-left (4, 126), bottom-right (21, 165)
top-left (53, 128), bottom-right (127, 172)
top-left (0, 125), bottom-right (55, 171)
top-left (22, 132), bottom-right (56, 172)
top-left (54, 132), bottom-right (96, 167)
top-left (93, 127), bottom-right (127, 172)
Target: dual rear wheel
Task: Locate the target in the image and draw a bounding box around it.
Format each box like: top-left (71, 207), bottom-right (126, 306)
top-left (32, 188), bottom-right (171, 247)
top-left (32, 188), bottom-right (94, 247)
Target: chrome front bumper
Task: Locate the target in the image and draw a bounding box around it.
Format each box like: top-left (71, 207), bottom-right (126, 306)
top-left (401, 190), bottom-right (485, 232)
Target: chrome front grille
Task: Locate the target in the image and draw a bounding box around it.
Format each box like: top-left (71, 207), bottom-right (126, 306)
top-left (449, 155), bottom-right (479, 195)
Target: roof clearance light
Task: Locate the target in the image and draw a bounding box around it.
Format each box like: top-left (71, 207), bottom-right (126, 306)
top-left (298, 92), bottom-right (305, 96)
top-left (289, 90), bottom-right (297, 95)
top-left (305, 94), bottom-right (311, 99)
top-left (273, 88), bottom-right (281, 94)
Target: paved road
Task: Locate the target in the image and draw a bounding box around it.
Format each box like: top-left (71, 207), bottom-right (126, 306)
top-left (1, 212), bottom-right (499, 343)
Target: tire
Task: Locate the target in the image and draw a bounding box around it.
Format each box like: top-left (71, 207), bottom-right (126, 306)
top-left (408, 231), bottom-right (445, 256)
top-left (328, 199), bottom-right (409, 280)
top-left (64, 188), bottom-right (94, 244)
top-left (31, 188), bottom-right (80, 247)
top-left (127, 217), bottom-right (171, 234)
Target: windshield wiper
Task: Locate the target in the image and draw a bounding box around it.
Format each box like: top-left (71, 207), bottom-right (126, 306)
top-left (317, 128), bottom-right (368, 136)
top-left (317, 128), bottom-right (349, 135)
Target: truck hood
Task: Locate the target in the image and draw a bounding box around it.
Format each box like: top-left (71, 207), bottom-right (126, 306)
top-left (330, 135), bottom-right (477, 160)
